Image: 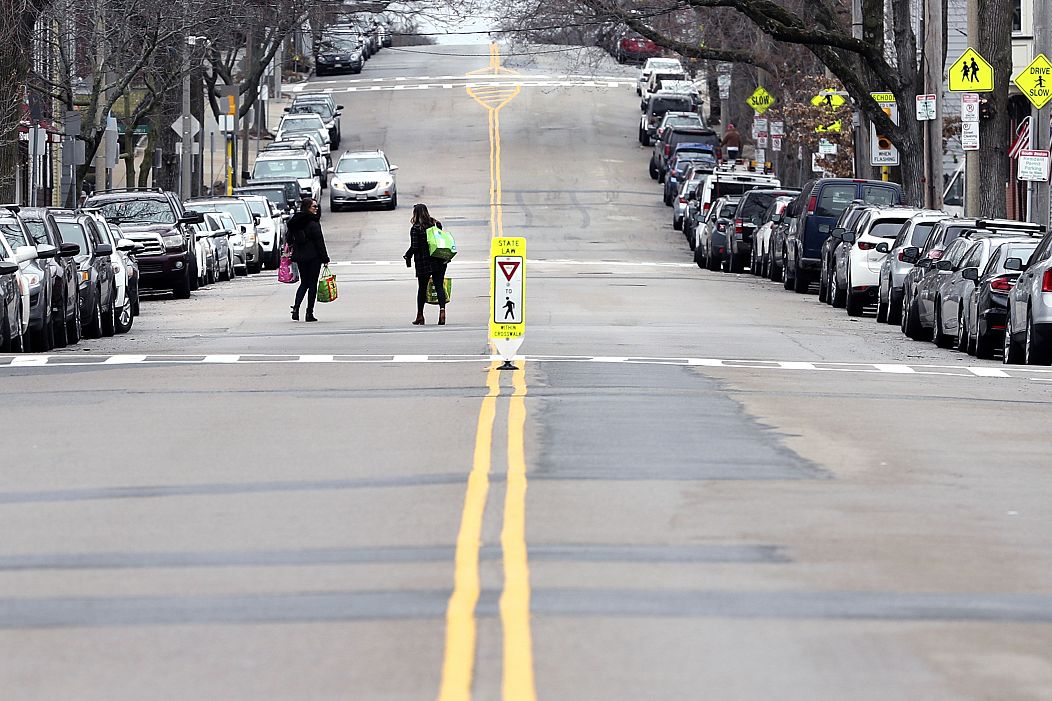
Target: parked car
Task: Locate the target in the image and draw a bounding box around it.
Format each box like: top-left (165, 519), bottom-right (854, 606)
top-left (329, 150), bottom-right (399, 211)
top-left (83, 188), bottom-right (202, 299)
top-left (233, 181), bottom-right (300, 216)
top-left (752, 196), bottom-right (793, 278)
top-left (817, 200), bottom-right (871, 303)
top-left (314, 36), bottom-right (363, 78)
top-left (247, 153), bottom-right (322, 203)
top-left (641, 67), bottom-right (689, 110)
top-left (828, 207), bottom-right (926, 316)
top-left (725, 188), bottom-right (799, 274)
top-left (962, 238), bottom-right (1040, 358)
top-left (0, 206), bottom-right (58, 351)
top-left (185, 197), bottom-right (264, 274)
top-left (97, 220), bottom-right (139, 334)
top-left (675, 175), bottom-right (706, 242)
top-left (51, 212), bottom-right (117, 339)
top-left (637, 58), bottom-right (683, 96)
top-left (664, 153), bottom-right (715, 208)
top-left (200, 213), bottom-right (237, 281)
top-left (615, 31), bottom-right (661, 64)
top-left (694, 196), bottom-right (740, 271)
top-left (901, 219), bottom-right (1041, 341)
top-left (237, 194), bottom-right (283, 268)
top-left (212, 212), bottom-right (245, 272)
top-left (19, 207), bottom-right (81, 347)
top-left (0, 233), bottom-right (29, 352)
top-left (655, 112), bottom-right (705, 154)
top-left (690, 167), bottom-right (781, 237)
top-left (875, 211), bottom-right (947, 324)
top-left (651, 126), bottom-right (719, 181)
top-left (639, 94), bottom-right (695, 146)
top-left (288, 98), bottom-right (343, 147)
top-left (781, 178), bottom-right (902, 294)
top-left (1003, 227), bottom-right (1052, 364)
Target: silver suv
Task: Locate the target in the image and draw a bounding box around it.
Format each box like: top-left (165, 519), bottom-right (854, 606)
top-left (1004, 228), bottom-right (1052, 364)
top-left (328, 150), bottom-right (399, 211)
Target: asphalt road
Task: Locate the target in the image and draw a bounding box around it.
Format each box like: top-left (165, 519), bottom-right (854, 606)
top-left (2, 43), bottom-right (1051, 700)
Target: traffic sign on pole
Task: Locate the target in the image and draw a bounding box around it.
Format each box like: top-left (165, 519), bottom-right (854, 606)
top-left (746, 87), bottom-right (774, 115)
top-left (1014, 54), bottom-right (1052, 109)
top-left (1017, 149), bottom-right (1050, 181)
top-left (948, 47), bottom-right (995, 93)
top-left (810, 90), bottom-right (847, 109)
top-left (869, 93), bottom-right (899, 166)
top-left (490, 237), bottom-right (526, 364)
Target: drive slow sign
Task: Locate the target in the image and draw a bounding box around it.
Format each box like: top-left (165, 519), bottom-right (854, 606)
top-left (1015, 54), bottom-right (1052, 110)
top-left (490, 237), bottom-right (526, 362)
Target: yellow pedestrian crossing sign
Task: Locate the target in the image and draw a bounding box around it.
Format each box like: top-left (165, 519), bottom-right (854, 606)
top-left (747, 87), bottom-right (775, 115)
top-left (948, 47), bottom-right (994, 92)
top-left (1015, 54), bottom-right (1052, 109)
top-left (811, 91), bottom-right (846, 109)
top-left (815, 120), bottom-right (843, 133)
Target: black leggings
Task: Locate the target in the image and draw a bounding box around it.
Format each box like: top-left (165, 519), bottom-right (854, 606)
top-left (417, 264), bottom-right (447, 314)
top-left (294, 260), bottom-right (323, 313)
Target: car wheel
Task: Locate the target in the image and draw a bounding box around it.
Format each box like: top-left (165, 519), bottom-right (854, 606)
top-left (974, 328), bottom-right (996, 359)
top-left (728, 253), bottom-right (744, 274)
top-left (876, 287), bottom-right (888, 323)
top-left (903, 293), bottom-right (927, 341)
top-left (955, 308), bottom-right (968, 352)
top-left (783, 258), bottom-right (795, 291)
top-left (67, 301), bottom-right (81, 344)
top-left (54, 307), bottom-right (69, 348)
top-left (829, 272), bottom-right (843, 307)
top-left (769, 255), bottom-right (782, 283)
top-left (330, 200), bottom-right (341, 213)
top-left (84, 293), bottom-right (103, 339)
top-left (706, 246), bottom-right (720, 271)
top-left (115, 297), bottom-right (133, 334)
top-left (818, 265), bottom-right (829, 303)
top-left (173, 268), bottom-right (192, 299)
top-left (1003, 311), bottom-right (1024, 364)
top-left (387, 193), bottom-right (398, 210)
top-left (933, 302), bottom-right (954, 348)
top-left (846, 287), bottom-right (864, 316)
top-left (1024, 311), bottom-right (1052, 365)
top-left (887, 291), bottom-right (902, 325)
top-left (100, 296), bottom-right (115, 337)
top-left (648, 159), bottom-right (659, 180)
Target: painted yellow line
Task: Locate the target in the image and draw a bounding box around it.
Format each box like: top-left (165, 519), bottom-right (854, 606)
top-left (437, 362), bottom-right (501, 701)
top-left (501, 363), bottom-right (536, 701)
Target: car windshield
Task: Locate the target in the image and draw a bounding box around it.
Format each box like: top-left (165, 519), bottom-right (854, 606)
top-left (56, 221), bottom-right (89, 251)
top-left (244, 199), bottom-right (268, 217)
top-left (253, 159), bottom-right (312, 179)
top-left (870, 220), bottom-right (909, 238)
top-left (337, 156), bottom-right (388, 173)
top-left (280, 116), bottom-right (324, 132)
top-left (89, 198), bottom-right (175, 224)
top-left (190, 202), bottom-right (252, 225)
top-left (653, 97), bottom-right (692, 114)
top-left (0, 219), bottom-right (29, 250)
top-left (23, 220), bottom-right (49, 246)
top-left (242, 189), bottom-right (286, 208)
top-left (291, 104), bottom-right (333, 120)
top-left (909, 222), bottom-right (935, 246)
top-left (740, 193), bottom-right (780, 224)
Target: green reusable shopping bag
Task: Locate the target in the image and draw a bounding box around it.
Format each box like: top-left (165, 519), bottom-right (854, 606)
top-left (316, 265), bottom-right (338, 303)
top-left (426, 226), bottom-right (458, 262)
top-left (425, 277), bottom-right (452, 305)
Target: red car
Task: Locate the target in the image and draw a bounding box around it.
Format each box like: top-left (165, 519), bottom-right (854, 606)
top-left (615, 33), bottom-right (661, 64)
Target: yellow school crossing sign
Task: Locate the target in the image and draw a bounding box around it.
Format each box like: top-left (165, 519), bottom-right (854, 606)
top-left (948, 47), bottom-right (994, 92)
top-left (811, 91), bottom-right (846, 109)
top-left (747, 86), bottom-right (775, 114)
top-left (1015, 54), bottom-right (1052, 109)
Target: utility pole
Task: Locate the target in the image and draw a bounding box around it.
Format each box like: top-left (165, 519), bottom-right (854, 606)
top-left (180, 36), bottom-right (193, 200)
top-left (1035, 0), bottom-right (1051, 229)
top-left (851, 0), bottom-right (871, 179)
top-left (965, 0), bottom-right (980, 216)
top-left (923, 0), bottom-right (945, 209)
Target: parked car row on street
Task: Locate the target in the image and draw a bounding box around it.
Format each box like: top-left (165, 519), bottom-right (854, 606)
top-left (313, 19), bottom-right (390, 76)
top-left (630, 60), bottom-right (1052, 366)
top-left (0, 185), bottom-right (293, 353)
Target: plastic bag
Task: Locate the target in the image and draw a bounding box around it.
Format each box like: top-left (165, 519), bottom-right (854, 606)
top-left (278, 245), bottom-right (299, 284)
top-left (425, 226), bottom-right (458, 262)
top-left (426, 277), bottom-right (452, 305)
top-left (317, 265), bottom-right (338, 303)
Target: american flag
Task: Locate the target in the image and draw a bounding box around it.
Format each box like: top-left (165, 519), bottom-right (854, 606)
top-left (1008, 117), bottom-right (1032, 159)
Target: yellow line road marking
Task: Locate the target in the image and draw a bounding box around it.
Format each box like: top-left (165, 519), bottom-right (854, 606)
top-left (438, 363), bottom-right (501, 701)
top-left (501, 363), bottom-right (536, 701)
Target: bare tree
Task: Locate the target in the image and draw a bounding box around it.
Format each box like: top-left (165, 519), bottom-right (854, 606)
top-left (0, 0), bottom-right (49, 201)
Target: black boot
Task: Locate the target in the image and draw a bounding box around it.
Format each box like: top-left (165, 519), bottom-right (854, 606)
top-left (291, 305), bottom-right (299, 321)
top-left (305, 310), bottom-right (318, 322)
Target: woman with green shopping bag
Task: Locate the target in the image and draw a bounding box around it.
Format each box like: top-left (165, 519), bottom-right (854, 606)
top-left (287, 197), bottom-right (329, 322)
top-left (404, 203), bottom-right (450, 325)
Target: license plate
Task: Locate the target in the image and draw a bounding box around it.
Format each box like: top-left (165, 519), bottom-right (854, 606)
top-left (334, 63), bottom-right (342, 68)
top-left (356, 194), bottom-right (367, 200)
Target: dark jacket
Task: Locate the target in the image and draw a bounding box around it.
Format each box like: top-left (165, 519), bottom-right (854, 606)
top-left (721, 128), bottom-right (743, 149)
top-left (287, 212), bottom-right (328, 265)
top-left (404, 219), bottom-right (443, 277)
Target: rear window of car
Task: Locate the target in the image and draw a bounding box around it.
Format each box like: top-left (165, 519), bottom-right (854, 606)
top-left (719, 201), bottom-right (739, 218)
top-left (708, 182), bottom-right (759, 200)
top-left (870, 219), bottom-right (909, 238)
top-left (815, 184), bottom-right (856, 218)
top-left (670, 132), bottom-right (719, 150)
top-left (652, 97), bottom-right (692, 114)
top-left (862, 185), bottom-right (900, 206)
top-left (908, 222), bottom-right (935, 246)
top-left (739, 193), bottom-right (780, 224)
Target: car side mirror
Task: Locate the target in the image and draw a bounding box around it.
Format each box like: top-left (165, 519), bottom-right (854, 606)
top-left (327, 167), bottom-right (335, 175)
top-left (14, 246), bottom-right (37, 263)
top-left (116, 239), bottom-right (137, 252)
top-left (253, 215), bottom-right (261, 225)
top-left (336, 105), bottom-right (344, 110)
top-left (179, 211), bottom-right (205, 225)
top-left (242, 171), bottom-right (252, 181)
top-left (901, 246), bottom-right (920, 264)
top-left (390, 165), bottom-right (399, 172)
top-left (936, 259), bottom-right (954, 271)
top-left (284, 107), bottom-right (290, 112)
top-left (1004, 257), bottom-right (1024, 271)
top-left (819, 224), bottom-right (831, 233)
top-left (841, 232), bottom-right (856, 244)
top-left (961, 267), bottom-right (979, 281)
top-left (239, 225), bottom-right (248, 234)
top-left (35, 244), bottom-right (59, 259)
top-left (59, 242), bottom-right (80, 257)
top-left (0, 261), bottom-right (17, 275)
top-left (875, 242), bottom-right (889, 254)
top-left (916, 259), bottom-right (932, 269)
top-left (93, 243), bottom-right (113, 257)
top-left (771, 213), bottom-right (783, 223)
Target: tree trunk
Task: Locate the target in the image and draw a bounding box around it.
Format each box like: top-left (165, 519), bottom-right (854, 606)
top-left (899, 119), bottom-right (926, 207)
top-left (977, 0), bottom-right (1012, 218)
top-left (0, 3), bottom-right (43, 201)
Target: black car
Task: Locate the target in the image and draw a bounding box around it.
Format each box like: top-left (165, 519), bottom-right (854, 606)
top-left (315, 37), bottom-right (364, 77)
top-left (639, 92), bottom-right (695, 146)
top-left (0, 246), bottom-right (22, 352)
top-left (52, 212), bottom-right (117, 339)
top-left (726, 188), bottom-right (799, 273)
top-left (694, 196), bottom-right (740, 271)
top-left (0, 206), bottom-right (59, 352)
top-left (83, 188), bottom-right (203, 298)
top-left (963, 238), bottom-right (1041, 358)
top-left (19, 207), bottom-right (82, 347)
top-left (651, 126), bottom-right (719, 182)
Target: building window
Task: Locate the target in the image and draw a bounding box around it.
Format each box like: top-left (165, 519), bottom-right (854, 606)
top-left (1013, 0), bottom-right (1022, 32)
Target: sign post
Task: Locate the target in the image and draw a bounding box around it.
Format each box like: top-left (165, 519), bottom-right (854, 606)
top-left (490, 237), bottom-right (526, 369)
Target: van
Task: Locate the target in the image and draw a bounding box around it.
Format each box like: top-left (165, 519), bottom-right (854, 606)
top-left (781, 178), bottom-right (903, 293)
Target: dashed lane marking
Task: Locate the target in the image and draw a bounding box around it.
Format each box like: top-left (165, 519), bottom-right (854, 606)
top-left (1, 354), bottom-right (1049, 381)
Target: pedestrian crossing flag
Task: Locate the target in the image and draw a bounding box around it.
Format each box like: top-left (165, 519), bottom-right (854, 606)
top-left (490, 237), bottom-right (526, 361)
top-left (1015, 54), bottom-right (1052, 110)
top-left (948, 47), bottom-right (994, 93)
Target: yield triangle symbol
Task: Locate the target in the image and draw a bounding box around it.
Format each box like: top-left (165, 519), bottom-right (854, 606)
top-left (498, 260), bottom-right (520, 281)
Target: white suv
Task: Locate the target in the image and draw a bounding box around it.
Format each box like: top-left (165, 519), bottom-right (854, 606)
top-left (637, 58), bottom-right (683, 96)
top-left (249, 153), bottom-right (322, 205)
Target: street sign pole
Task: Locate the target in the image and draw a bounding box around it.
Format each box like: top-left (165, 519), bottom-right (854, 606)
top-left (489, 237), bottom-right (526, 368)
top-left (1035, 3), bottom-right (1051, 229)
top-left (965, 0), bottom-right (980, 217)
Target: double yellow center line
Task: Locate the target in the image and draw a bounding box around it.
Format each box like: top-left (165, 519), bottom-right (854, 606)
top-left (438, 44), bottom-right (535, 701)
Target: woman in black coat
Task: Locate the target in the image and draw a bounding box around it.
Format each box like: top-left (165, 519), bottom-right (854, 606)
top-left (287, 197), bottom-right (329, 322)
top-left (403, 203), bottom-right (447, 325)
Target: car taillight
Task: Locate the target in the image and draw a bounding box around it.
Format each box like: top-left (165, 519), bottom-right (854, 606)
top-left (735, 219), bottom-right (743, 234)
top-left (857, 241), bottom-right (875, 250)
top-left (929, 249), bottom-right (944, 260)
top-left (702, 202), bottom-right (711, 213)
top-left (678, 197), bottom-right (686, 204)
top-left (807, 195), bottom-right (816, 214)
top-left (665, 144), bottom-right (671, 156)
top-left (898, 250), bottom-right (909, 262)
top-left (990, 275), bottom-right (1014, 292)
top-left (1043, 269), bottom-right (1052, 292)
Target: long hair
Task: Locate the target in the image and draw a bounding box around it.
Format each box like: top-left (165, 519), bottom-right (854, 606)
top-left (300, 196), bottom-right (315, 213)
top-left (411, 203), bottom-right (433, 228)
